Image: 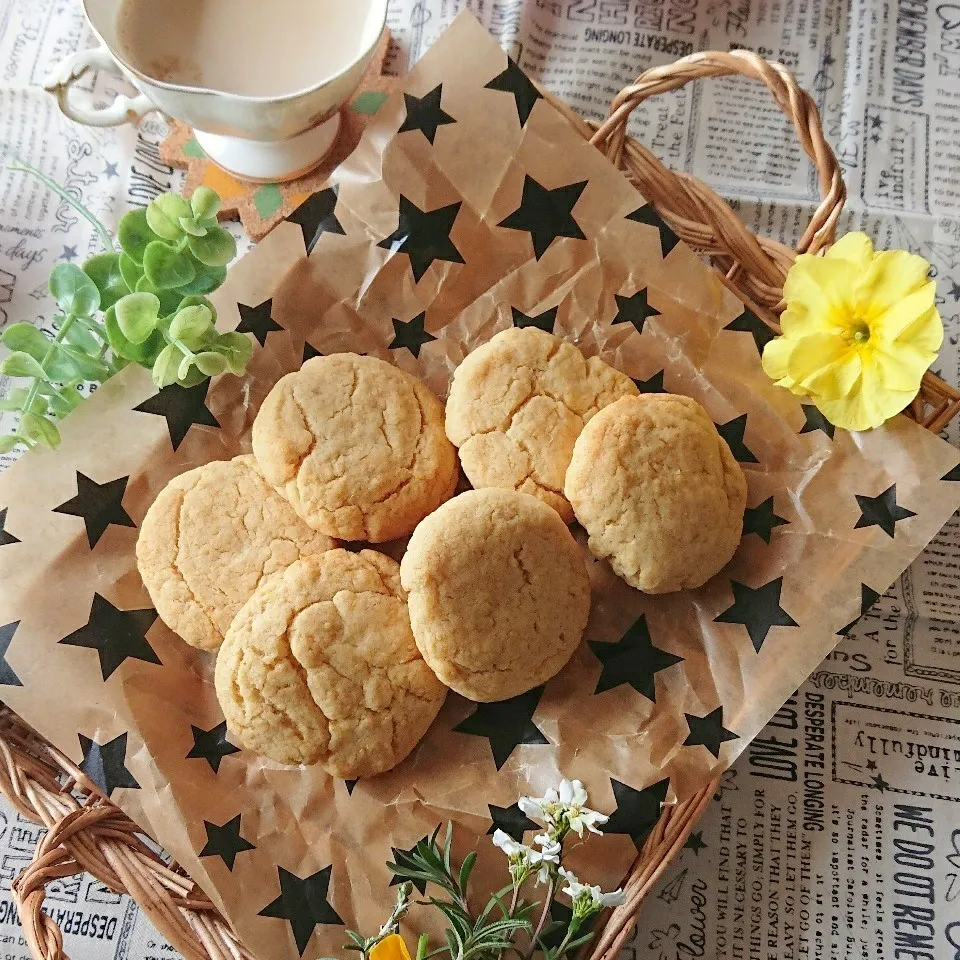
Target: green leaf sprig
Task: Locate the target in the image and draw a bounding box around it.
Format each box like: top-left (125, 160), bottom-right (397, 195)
top-left (0, 167), bottom-right (251, 452)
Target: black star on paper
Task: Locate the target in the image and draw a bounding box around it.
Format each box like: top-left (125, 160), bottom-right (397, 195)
top-left (398, 84), bottom-right (456, 144)
top-left (604, 777), bottom-right (670, 851)
top-left (389, 835), bottom-right (430, 893)
top-left (511, 305), bottom-right (558, 333)
top-left (714, 577), bottom-right (798, 652)
top-left (487, 802), bottom-right (538, 842)
top-left (186, 721), bottom-right (240, 773)
top-left (942, 462), bottom-right (960, 481)
top-left (344, 779), bottom-right (358, 795)
top-left (717, 414), bottom-right (759, 464)
top-left (800, 403), bottom-right (835, 440)
top-left (484, 56), bottom-right (542, 127)
top-left (78, 732), bottom-right (140, 796)
top-left (948, 280), bottom-right (960, 302)
top-left (611, 287), bottom-right (661, 333)
top-left (0, 508), bottom-right (18, 547)
top-left (287, 186), bottom-right (345, 255)
top-left (52, 471), bottom-right (135, 549)
top-left (378, 195), bottom-right (464, 283)
top-left (838, 583), bottom-right (882, 635)
top-left (866, 759), bottom-right (878, 772)
top-left (633, 370), bottom-right (665, 394)
top-left (724, 308), bottom-right (776, 354)
top-left (683, 707), bottom-right (739, 759)
top-left (59, 594), bottom-right (160, 681)
top-left (259, 865), bottom-right (343, 956)
top-left (684, 831), bottom-right (707, 855)
top-left (870, 115), bottom-right (883, 130)
top-left (453, 687), bottom-right (549, 770)
top-left (199, 814), bottom-right (255, 870)
top-left (498, 176), bottom-right (587, 260)
top-left (854, 485), bottom-right (916, 538)
top-left (626, 204), bottom-right (680, 256)
top-left (742, 497), bottom-right (789, 544)
top-left (0, 622), bottom-right (22, 687)
top-left (589, 614), bottom-right (682, 702)
top-left (303, 342), bottom-right (323, 363)
top-left (134, 381), bottom-right (220, 451)
top-left (237, 298), bottom-right (283, 347)
top-left (388, 313), bottom-right (437, 358)
top-left (871, 773), bottom-right (890, 792)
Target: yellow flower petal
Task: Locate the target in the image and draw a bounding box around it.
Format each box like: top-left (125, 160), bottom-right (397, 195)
top-left (781, 257), bottom-right (855, 332)
top-left (814, 363), bottom-right (915, 431)
top-left (781, 331), bottom-right (860, 400)
top-left (371, 935), bottom-right (412, 960)
top-left (872, 282), bottom-right (937, 341)
top-left (760, 335), bottom-right (795, 382)
top-left (858, 249), bottom-right (932, 315)
top-left (895, 304), bottom-right (944, 355)
top-left (870, 343), bottom-right (931, 392)
top-left (826, 232), bottom-right (874, 267)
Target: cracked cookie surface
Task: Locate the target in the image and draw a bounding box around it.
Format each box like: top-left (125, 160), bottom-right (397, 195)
top-left (136, 455), bottom-right (335, 651)
top-left (252, 354), bottom-right (458, 542)
top-left (565, 394), bottom-right (747, 593)
top-left (215, 549), bottom-right (447, 775)
top-left (445, 328), bottom-right (638, 522)
top-left (400, 489), bottom-right (591, 702)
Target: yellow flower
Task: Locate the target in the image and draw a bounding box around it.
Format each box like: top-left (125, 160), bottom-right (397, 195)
top-left (370, 935), bottom-right (412, 960)
top-left (761, 232), bottom-right (943, 431)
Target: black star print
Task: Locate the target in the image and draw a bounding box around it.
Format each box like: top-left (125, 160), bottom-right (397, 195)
top-left (303, 342), bottom-right (323, 363)
top-left (199, 814), bottom-right (255, 870)
top-left (724, 308), bottom-right (777, 354)
top-left (453, 687), bottom-right (549, 770)
top-left (388, 313), bottom-right (437, 358)
top-left (484, 56), bottom-right (542, 127)
top-left (948, 280), bottom-right (960, 302)
top-left (344, 779), bottom-right (358, 795)
top-left (186, 721), bottom-right (240, 773)
top-left (633, 370), bottom-right (665, 393)
top-left (498, 176), bottom-right (587, 260)
top-left (237, 298), bottom-right (283, 347)
top-left (717, 414), bottom-right (759, 464)
top-left (714, 577), bottom-right (798, 652)
top-left (134, 381), bottom-right (220, 451)
top-left (838, 583), bottom-right (882, 635)
top-left (78, 732), bottom-right (140, 797)
top-left (943, 462), bottom-right (960, 482)
top-left (511, 305), bottom-right (558, 333)
top-left (52, 471), bottom-right (135, 549)
top-left (870, 133), bottom-right (881, 145)
top-left (389, 835), bottom-right (430, 894)
top-left (625, 205), bottom-right (680, 256)
top-left (604, 777), bottom-right (670, 851)
top-left (589, 614), bottom-right (682, 702)
top-left (684, 831), bottom-right (707, 855)
top-left (854, 485), bottom-right (916, 538)
top-left (398, 84), bottom-right (456, 144)
top-left (611, 287), bottom-right (661, 333)
top-left (487, 802), bottom-right (538, 842)
top-left (0, 508), bottom-right (19, 547)
top-left (104, 161), bottom-right (119, 179)
top-left (0, 622), bottom-right (22, 687)
top-left (742, 497), bottom-right (789, 544)
top-left (871, 115), bottom-right (883, 130)
top-left (800, 403), bottom-right (835, 440)
top-left (59, 594), bottom-right (160, 681)
top-left (287, 186), bottom-right (345, 255)
top-left (683, 707), bottom-right (739, 759)
top-left (866, 759), bottom-right (877, 771)
top-left (258, 865), bottom-right (343, 956)
top-left (378, 195), bottom-right (464, 283)
top-left (871, 773), bottom-right (890, 792)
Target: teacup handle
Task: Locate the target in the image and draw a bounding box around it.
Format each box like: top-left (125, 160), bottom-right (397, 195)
top-left (43, 46), bottom-right (156, 127)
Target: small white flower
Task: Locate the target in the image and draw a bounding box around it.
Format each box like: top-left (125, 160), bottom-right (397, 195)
top-left (596, 887), bottom-right (627, 908)
top-left (559, 868), bottom-right (627, 913)
top-left (492, 829), bottom-right (524, 858)
top-left (521, 779), bottom-right (608, 838)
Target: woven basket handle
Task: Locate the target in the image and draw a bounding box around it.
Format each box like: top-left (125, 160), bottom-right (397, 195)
top-left (587, 50), bottom-right (846, 311)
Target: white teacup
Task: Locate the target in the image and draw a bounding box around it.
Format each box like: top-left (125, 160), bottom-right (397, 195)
top-left (44, 0), bottom-right (388, 182)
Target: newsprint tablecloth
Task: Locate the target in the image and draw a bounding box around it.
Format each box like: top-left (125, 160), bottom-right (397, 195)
top-left (0, 1), bottom-right (958, 959)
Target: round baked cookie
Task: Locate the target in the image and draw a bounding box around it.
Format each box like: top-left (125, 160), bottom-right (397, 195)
top-left (445, 327), bottom-right (638, 523)
top-left (136, 455), bottom-right (335, 651)
top-left (565, 394), bottom-right (747, 594)
top-left (251, 354), bottom-right (458, 543)
top-left (400, 489), bottom-right (591, 702)
top-left (215, 549), bottom-right (447, 776)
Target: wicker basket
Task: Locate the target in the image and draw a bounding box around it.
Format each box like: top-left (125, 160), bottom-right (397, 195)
top-left (2, 50), bottom-right (959, 960)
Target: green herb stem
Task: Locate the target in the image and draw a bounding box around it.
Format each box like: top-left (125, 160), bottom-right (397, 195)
top-left (416, 935), bottom-right (430, 960)
top-left (20, 313), bottom-right (77, 418)
top-left (523, 880), bottom-right (555, 960)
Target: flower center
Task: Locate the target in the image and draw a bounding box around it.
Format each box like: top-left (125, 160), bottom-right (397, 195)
top-left (845, 317), bottom-right (871, 345)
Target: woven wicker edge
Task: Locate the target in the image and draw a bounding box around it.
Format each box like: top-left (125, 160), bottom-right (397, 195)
top-left (1, 48), bottom-right (958, 960)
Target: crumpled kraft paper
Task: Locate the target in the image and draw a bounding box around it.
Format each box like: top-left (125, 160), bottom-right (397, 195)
top-left (0, 14), bottom-right (959, 960)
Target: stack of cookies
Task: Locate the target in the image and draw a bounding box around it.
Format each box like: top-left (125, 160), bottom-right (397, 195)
top-left (136, 329), bottom-right (746, 779)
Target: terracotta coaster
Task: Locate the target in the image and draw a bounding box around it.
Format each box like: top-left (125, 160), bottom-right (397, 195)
top-left (159, 29), bottom-right (398, 241)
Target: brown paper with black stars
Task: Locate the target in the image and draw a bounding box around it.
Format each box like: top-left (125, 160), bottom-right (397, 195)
top-left (1, 14), bottom-right (959, 960)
